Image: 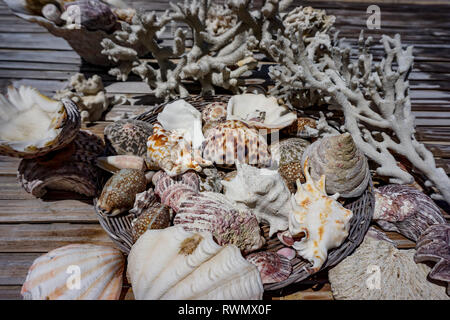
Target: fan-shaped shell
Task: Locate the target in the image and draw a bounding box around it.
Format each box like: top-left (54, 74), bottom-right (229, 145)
top-left (246, 252), bottom-right (292, 284)
top-left (0, 86), bottom-right (81, 158)
top-left (127, 226), bottom-right (264, 300)
top-left (302, 133), bottom-right (370, 198)
top-left (21, 244), bottom-right (125, 300)
top-left (104, 119), bottom-right (153, 157)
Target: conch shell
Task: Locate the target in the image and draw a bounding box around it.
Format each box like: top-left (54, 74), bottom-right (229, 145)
top-left (21, 244), bottom-right (125, 300)
top-left (127, 226), bottom-right (264, 300)
top-left (289, 159), bottom-right (353, 272)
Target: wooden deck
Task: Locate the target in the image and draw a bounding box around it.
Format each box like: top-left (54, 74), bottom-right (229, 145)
top-left (0, 0), bottom-right (449, 300)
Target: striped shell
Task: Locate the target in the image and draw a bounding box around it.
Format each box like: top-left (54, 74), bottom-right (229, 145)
top-left (0, 86), bottom-right (81, 159)
top-left (127, 226), bottom-right (264, 300)
top-left (104, 119), bottom-right (153, 157)
top-left (246, 251), bottom-right (292, 284)
top-left (21, 244), bottom-right (125, 300)
top-left (373, 185), bottom-right (446, 241)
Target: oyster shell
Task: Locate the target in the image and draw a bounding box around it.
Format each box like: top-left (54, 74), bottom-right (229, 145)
top-left (246, 251), bottom-right (292, 284)
top-left (226, 94), bottom-right (297, 131)
top-left (96, 168), bottom-right (147, 216)
top-left (21, 244), bottom-right (125, 300)
top-left (104, 119), bottom-right (153, 157)
top-left (373, 184), bottom-right (446, 241)
top-left (289, 158), bottom-right (353, 272)
top-left (18, 130), bottom-right (104, 197)
top-left (0, 86), bottom-right (81, 159)
top-left (222, 163), bottom-right (292, 237)
top-left (302, 133), bottom-right (370, 198)
top-left (329, 227), bottom-right (449, 300)
top-left (127, 226), bottom-right (264, 300)
top-left (415, 224), bottom-right (450, 295)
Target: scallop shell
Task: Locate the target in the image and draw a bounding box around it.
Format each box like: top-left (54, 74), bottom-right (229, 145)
top-left (21, 244), bottom-right (125, 300)
top-left (245, 252), bottom-right (292, 284)
top-left (0, 86), bottom-right (81, 159)
top-left (96, 168), bottom-right (147, 216)
top-left (302, 133), bottom-right (370, 198)
top-left (414, 223), bottom-right (450, 295)
top-left (18, 130), bottom-right (104, 197)
top-left (373, 184), bottom-right (446, 241)
top-left (226, 94), bottom-right (297, 131)
top-left (104, 119), bottom-right (153, 157)
top-left (222, 163), bottom-right (291, 237)
top-left (127, 226), bottom-right (264, 300)
top-left (289, 158), bottom-right (353, 272)
top-left (202, 120), bottom-right (272, 167)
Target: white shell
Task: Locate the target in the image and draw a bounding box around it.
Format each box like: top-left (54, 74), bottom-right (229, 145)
top-left (127, 226), bottom-right (263, 300)
top-left (222, 163), bottom-right (291, 237)
top-left (289, 159), bottom-right (353, 272)
top-left (21, 244), bottom-right (125, 300)
top-left (226, 94), bottom-right (297, 130)
top-left (157, 99), bottom-right (204, 150)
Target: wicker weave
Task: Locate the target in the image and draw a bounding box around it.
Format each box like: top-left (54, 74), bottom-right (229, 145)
top-left (95, 94), bottom-right (375, 291)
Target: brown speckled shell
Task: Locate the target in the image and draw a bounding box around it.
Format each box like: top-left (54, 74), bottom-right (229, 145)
top-left (245, 251), bottom-right (292, 284)
top-left (279, 162), bottom-right (305, 194)
top-left (104, 119), bottom-right (153, 157)
top-left (282, 117), bottom-right (317, 137)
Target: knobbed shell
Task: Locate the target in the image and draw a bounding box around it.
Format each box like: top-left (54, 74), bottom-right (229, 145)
top-left (127, 226), bottom-right (264, 300)
top-left (246, 251), bottom-right (292, 284)
top-left (21, 244), bottom-right (125, 300)
top-left (61, 0), bottom-right (117, 32)
top-left (373, 184), bottom-right (446, 241)
top-left (302, 133), bottom-right (370, 198)
top-left (0, 86), bottom-right (81, 159)
top-left (329, 227), bottom-right (449, 300)
top-left (104, 119), bottom-right (153, 157)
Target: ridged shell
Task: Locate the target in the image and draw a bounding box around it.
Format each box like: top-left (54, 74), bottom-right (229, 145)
top-left (329, 227), bottom-right (449, 300)
top-left (0, 86), bottom-right (81, 159)
top-left (415, 223), bottom-right (450, 296)
top-left (373, 184), bottom-right (446, 241)
top-left (302, 133), bottom-right (370, 198)
top-left (97, 168), bottom-right (147, 216)
top-left (246, 252), bottom-right (292, 284)
top-left (18, 130), bottom-right (104, 197)
top-left (61, 0), bottom-right (117, 32)
top-left (202, 120), bottom-right (272, 167)
top-left (222, 163), bottom-right (291, 237)
top-left (127, 226), bottom-right (264, 300)
top-left (21, 244), bottom-right (125, 300)
top-left (104, 119), bottom-right (153, 157)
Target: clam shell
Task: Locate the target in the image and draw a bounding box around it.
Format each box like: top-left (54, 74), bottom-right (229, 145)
top-left (246, 252), bottom-right (292, 284)
top-left (0, 86), bottom-right (81, 159)
top-left (21, 244), bottom-right (125, 300)
top-left (104, 119), bottom-right (153, 157)
top-left (127, 226), bottom-right (264, 300)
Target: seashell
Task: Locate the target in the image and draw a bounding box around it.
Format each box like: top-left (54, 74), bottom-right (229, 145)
top-left (96, 155), bottom-right (146, 174)
top-left (21, 244), bottom-right (125, 300)
top-left (202, 120), bottom-right (272, 167)
top-left (414, 223), bottom-right (450, 295)
top-left (289, 158), bottom-right (353, 272)
top-left (226, 94), bottom-right (297, 131)
top-left (302, 133), bottom-right (370, 198)
top-left (157, 99), bottom-right (204, 150)
top-left (245, 251), bottom-right (292, 284)
top-left (127, 226), bottom-right (264, 300)
top-left (373, 184), bottom-right (446, 242)
top-left (111, 7), bottom-right (136, 24)
top-left (42, 3), bottom-right (63, 25)
top-left (279, 162), bottom-right (305, 194)
top-left (201, 101), bottom-right (227, 134)
top-left (329, 227), bottom-right (449, 300)
top-left (104, 119), bottom-right (153, 157)
top-left (18, 130), bottom-right (104, 197)
top-left (277, 230), bottom-right (295, 247)
top-left (222, 163), bottom-right (291, 237)
top-left (276, 247), bottom-right (296, 261)
top-left (282, 117), bottom-right (318, 138)
top-left (198, 167), bottom-right (225, 193)
top-left (61, 0), bottom-right (117, 32)
top-left (147, 123), bottom-right (211, 177)
top-left (0, 86), bottom-right (81, 159)
top-left (130, 189), bottom-right (172, 243)
top-left (97, 168), bottom-right (147, 216)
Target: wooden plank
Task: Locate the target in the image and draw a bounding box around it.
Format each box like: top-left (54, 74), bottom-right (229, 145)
top-left (0, 286), bottom-right (22, 300)
top-left (0, 253), bottom-right (41, 285)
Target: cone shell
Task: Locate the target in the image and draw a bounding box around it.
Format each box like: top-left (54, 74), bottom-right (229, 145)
top-left (21, 244), bottom-right (125, 300)
top-left (0, 86), bottom-right (81, 159)
top-left (373, 184), bottom-right (446, 241)
top-left (246, 251), bottom-right (292, 284)
top-left (104, 119), bottom-right (153, 157)
top-left (302, 133), bottom-right (370, 198)
top-left (127, 226), bottom-right (264, 300)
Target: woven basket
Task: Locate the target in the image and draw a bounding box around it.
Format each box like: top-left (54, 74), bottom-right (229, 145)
top-left (95, 94), bottom-right (375, 291)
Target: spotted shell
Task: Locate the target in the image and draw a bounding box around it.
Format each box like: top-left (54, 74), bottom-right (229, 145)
top-left (201, 102), bottom-right (227, 133)
top-left (104, 119), bottom-right (153, 157)
top-left (97, 168), bottom-right (147, 216)
top-left (61, 0), bottom-right (117, 32)
top-left (21, 244), bottom-right (125, 300)
top-left (282, 117), bottom-right (317, 138)
top-left (373, 185), bottom-right (446, 241)
top-left (246, 251), bottom-right (292, 284)
top-left (279, 162), bottom-right (305, 194)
